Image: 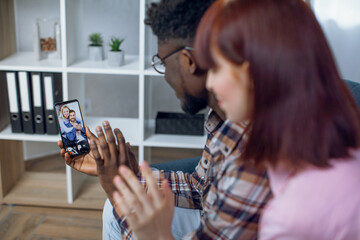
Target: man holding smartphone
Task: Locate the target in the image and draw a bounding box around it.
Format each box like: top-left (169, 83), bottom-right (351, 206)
top-left (58, 0), bottom-right (271, 239)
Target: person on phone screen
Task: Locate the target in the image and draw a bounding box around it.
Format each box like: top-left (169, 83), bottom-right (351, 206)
top-left (58, 105), bottom-right (83, 146)
top-left (65, 110), bottom-right (86, 143)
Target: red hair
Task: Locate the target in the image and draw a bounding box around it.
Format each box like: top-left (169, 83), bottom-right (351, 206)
top-left (195, 0), bottom-right (360, 167)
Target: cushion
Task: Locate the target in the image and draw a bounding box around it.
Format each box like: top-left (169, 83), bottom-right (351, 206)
top-left (344, 79), bottom-right (360, 108)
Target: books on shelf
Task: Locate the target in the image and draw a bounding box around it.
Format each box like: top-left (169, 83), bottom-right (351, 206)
top-left (1, 70), bottom-right (62, 135)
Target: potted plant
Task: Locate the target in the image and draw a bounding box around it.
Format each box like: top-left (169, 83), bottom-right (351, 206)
top-left (88, 33), bottom-right (103, 61)
top-left (108, 37), bottom-right (125, 67)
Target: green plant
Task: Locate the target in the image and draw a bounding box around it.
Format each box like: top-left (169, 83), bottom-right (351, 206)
top-left (89, 33), bottom-right (103, 46)
top-left (109, 37), bottom-right (125, 52)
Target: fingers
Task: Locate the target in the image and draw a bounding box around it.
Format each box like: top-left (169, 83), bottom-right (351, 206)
top-left (112, 190), bottom-right (138, 223)
top-left (118, 166), bottom-right (151, 209)
top-left (113, 175), bottom-right (144, 217)
top-left (57, 140), bottom-right (63, 149)
top-left (60, 148), bottom-right (66, 158)
top-left (126, 142), bottom-right (139, 174)
top-left (90, 139), bottom-right (104, 168)
top-left (86, 127), bottom-right (98, 141)
top-left (60, 144), bottom-right (72, 166)
top-left (114, 128), bottom-right (127, 165)
top-left (140, 162), bottom-right (162, 204)
top-left (102, 121), bottom-right (117, 162)
top-left (96, 126), bottom-right (111, 162)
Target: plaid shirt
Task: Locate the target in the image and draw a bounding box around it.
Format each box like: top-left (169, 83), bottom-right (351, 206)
top-left (115, 112), bottom-right (272, 239)
top-left (184, 120), bottom-right (272, 239)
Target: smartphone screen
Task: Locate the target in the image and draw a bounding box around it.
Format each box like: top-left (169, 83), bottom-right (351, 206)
top-left (54, 99), bottom-right (90, 158)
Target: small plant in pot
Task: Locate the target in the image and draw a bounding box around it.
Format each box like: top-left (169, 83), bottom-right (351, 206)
top-left (108, 37), bottom-right (125, 67)
top-left (88, 33), bottom-right (103, 61)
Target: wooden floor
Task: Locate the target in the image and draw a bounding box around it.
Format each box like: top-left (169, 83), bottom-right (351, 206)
top-left (0, 204), bottom-right (102, 240)
top-left (0, 147), bottom-right (202, 239)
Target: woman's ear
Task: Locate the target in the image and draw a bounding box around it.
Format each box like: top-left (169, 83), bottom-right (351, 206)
top-left (179, 49), bottom-right (197, 74)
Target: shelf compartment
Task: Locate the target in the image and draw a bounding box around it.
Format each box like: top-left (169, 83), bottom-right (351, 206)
top-left (85, 117), bottom-right (140, 145)
top-left (0, 52), bottom-right (62, 72)
top-left (144, 134), bottom-right (206, 149)
top-left (0, 117), bottom-right (140, 144)
top-left (67, 55), bottom-right (140, 75)
top-left (144, 119), bottom-right (206, 149)
top-left (65, 0), bottom-right (140, 69)
top-left (2, 172), bottom-right (106, 210)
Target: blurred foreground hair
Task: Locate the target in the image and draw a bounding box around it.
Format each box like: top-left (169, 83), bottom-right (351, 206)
top-left (195, 0), bottom-right (360, 168)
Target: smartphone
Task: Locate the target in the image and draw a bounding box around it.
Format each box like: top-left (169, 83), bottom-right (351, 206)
top-left (54, 99), bottom-right (90, 158)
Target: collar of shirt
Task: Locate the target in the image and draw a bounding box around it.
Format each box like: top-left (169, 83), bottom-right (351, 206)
top-left (209, 120), bottom-right (247, 158)
top-left (204, 109), bottom-right (224, 135)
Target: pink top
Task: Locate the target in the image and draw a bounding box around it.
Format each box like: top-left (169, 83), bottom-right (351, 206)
top-left (260, 149), bottom-right (360, 240)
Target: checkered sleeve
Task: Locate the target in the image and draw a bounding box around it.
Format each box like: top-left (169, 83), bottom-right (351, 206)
top-left (184, 160), bottom-right (272, 240)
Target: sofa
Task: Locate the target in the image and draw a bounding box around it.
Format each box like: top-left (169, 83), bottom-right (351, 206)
top-left (152, 79), bottom-right (360, 173)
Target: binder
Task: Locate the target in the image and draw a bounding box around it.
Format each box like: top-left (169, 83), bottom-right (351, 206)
top-left (0, 72), bottom-right (10, 132)
top-left (18, 71), bottom-right (35, 133)
top-left (5, 72), bottom-right (23, 133)
top-left (43, 72), bottom-right (62, 134)
top-left (31, 72), bottom-right (45, 134)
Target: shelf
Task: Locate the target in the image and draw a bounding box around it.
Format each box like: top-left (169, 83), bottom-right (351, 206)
top-left (0, 52), bottom-right (62, 72)
top-left (144, 67), bottom-right (162, 76)
top-left (144, 134), bottom-right (206, 149)
top-left (0, 117), bottom-right (140, 144)
top-left (67, 55), bottom-right (140, 75)
top-left (143, 119), bottom-right (206, 148)
top-left (3, 172), bottom-right (106, 210)
top-left (0, 125), bottom-right (60, 142)
top-left (0, 0), bottom-right (206, 210)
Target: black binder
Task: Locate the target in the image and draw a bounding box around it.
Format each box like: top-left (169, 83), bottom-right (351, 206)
top-left (43, 72), bottom-right (62, 134)
top-left (31, 72), bottom-right (46, 134)
top-left (18, 71), bottom-right (35, 133)
top-left (0, 72), bottom-right (10, 132)
top-left (5, 72), bottom-right (23, 133)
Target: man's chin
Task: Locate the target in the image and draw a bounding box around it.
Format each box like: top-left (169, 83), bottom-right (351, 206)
top-left (181, 94), bottom-right (208, 116)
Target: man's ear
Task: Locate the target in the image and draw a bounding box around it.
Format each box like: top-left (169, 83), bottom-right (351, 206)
top-left (179, 49), bottom-right (197, 74)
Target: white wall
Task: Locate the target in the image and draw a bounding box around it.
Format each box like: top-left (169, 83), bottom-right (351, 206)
top-left (312, 0), bottom-right (360, 83)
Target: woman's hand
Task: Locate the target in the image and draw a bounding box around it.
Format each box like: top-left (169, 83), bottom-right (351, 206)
top-left (113, 162), bottom-right (174, 240)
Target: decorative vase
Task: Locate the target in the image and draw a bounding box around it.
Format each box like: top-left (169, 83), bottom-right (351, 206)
top-left (88, 46), bottom-right (103, 61)
top-left (107, 50), bottom-right (125, 67)
top-left (33, 18), bottom-right (61, 60)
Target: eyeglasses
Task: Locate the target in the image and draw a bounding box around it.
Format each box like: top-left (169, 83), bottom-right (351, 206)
top-left (151, 46), bottom-right (194, 74)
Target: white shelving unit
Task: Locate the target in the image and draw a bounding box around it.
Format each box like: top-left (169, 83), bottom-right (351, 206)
top-left (0, 0), bottom-right (205, 209)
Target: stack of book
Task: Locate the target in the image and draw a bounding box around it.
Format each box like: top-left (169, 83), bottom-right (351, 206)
top-left (1, 71), bottom-right (62, 135)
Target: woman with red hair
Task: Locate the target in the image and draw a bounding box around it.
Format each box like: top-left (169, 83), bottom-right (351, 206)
top-left (195, 0), bottom-right (360, 239)
top-left (110, 0), bottom-right (360, 239)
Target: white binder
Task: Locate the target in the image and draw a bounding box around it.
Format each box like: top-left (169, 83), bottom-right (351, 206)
top-left (6, 72), bottom-right (23, 133)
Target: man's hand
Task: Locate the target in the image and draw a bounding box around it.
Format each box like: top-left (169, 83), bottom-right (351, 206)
top-left (57, 127), bottom-right (99, 176)
top-left (90, 121), bottom-right (139, 205)
top-left (74, 123), bottom-right (82, 130)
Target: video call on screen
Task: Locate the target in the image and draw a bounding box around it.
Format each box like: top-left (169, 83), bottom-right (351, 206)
top-left (55, 101), bottom-right (90, 157)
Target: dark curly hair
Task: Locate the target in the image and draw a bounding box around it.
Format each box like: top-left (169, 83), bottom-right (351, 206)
top-left (145, 0), bottom-right (215, 43)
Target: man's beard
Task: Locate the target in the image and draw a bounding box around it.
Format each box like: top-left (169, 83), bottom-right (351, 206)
top-left (181, 93), bottom-right (208, 115)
